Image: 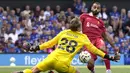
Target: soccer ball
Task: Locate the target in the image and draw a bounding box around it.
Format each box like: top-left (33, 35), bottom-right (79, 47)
top-left (79, 51), bottom-right (91, 63)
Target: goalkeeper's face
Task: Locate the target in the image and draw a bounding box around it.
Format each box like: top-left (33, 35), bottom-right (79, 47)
top-left (91, 3), bottom-right (101, 16)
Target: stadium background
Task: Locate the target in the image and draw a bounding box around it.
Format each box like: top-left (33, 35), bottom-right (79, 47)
top-left (0, 0), bottom-right (130, 73)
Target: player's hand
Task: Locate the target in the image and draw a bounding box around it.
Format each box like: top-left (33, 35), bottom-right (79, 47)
top-left (110, 52), bottom-right (120, 62)
top-left (29, 45), bottom-right (40, 52)
top-left (104, 53), bottom-right (120, 62)
top-left (23, 42), bottom-right (40, 52)
top-left (114, 52), bottom-right (120, 61)
top-left (23, 42), bottom-right (32, 52)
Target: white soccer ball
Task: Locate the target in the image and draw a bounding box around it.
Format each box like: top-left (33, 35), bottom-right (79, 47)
top-left (10, 57), bottom-right (16, 63)
top-left (79, 51), bottom-right (91, 63)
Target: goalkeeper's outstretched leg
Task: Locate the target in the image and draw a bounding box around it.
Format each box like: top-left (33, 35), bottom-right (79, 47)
top-left (13, 66), bottom-right (40, 73)
top-left (13, 66), bottom-right (80, 73)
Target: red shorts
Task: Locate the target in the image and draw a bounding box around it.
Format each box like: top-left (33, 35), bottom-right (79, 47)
top-left (85, 38), bottom-right (106, 61)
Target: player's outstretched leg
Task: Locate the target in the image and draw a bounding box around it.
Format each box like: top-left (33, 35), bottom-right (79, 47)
top-left (13, 69), bottom-right (32, 73)
top-left (104, 51), bottom-right (111, 73)
top-left (97, 38), bottom-right (111, 73)
top-left (13, 66), bottom-right (41, 73)
top-left (87, 59), bottom-right (95, 73)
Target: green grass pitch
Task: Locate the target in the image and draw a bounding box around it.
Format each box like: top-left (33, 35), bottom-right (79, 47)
top-left (0, 66), bottom-right (130, 73)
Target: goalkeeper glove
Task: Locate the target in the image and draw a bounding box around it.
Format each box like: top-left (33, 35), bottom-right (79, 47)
top-left (104, 52), bottom-right (120, 62)
top-left (29, 45), bottom-right (40, 52)
top-left (23, 42), bottom-right (40, 52)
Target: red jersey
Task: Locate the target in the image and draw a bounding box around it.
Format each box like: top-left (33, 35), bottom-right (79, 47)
top-left (80, 13), bottom-right (106, 40)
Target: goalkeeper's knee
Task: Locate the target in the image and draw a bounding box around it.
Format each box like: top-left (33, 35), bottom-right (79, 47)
top-left (23, 69), bottom-right (32, 73)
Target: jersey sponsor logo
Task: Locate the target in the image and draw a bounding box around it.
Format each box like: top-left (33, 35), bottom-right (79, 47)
top-left (86, 22), bottom-right (99, 28)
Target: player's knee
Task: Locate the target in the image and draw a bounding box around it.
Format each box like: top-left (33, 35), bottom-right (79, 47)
top-left (31, 66), bottom-right (41, 73)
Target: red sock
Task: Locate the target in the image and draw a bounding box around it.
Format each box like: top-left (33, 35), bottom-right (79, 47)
top-left (104, 51), bottom-right (110, 70)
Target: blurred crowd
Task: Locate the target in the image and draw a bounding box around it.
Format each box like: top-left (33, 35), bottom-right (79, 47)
top-left (0, 0), bottom-right (130, 54)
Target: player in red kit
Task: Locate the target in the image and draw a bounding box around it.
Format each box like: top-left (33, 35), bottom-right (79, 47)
top-left (80, 2), bottom-right (119, 73)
